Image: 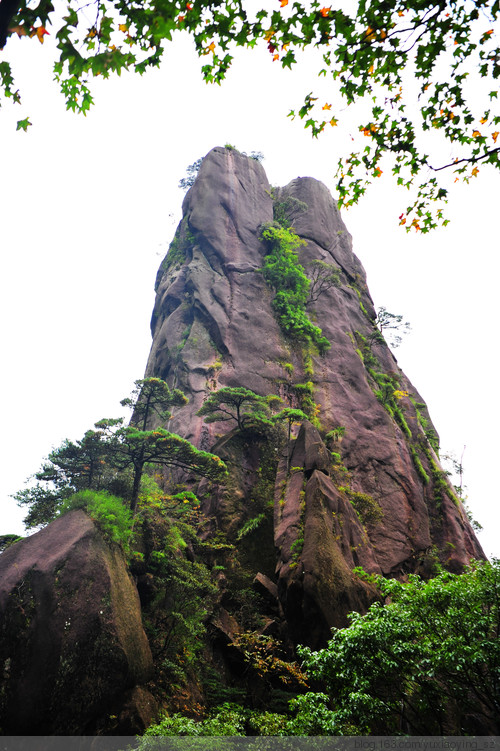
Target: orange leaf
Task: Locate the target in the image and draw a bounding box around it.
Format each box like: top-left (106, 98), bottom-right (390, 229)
top-left (322, 103), bottom-right (332, 110)
top-left (380, 29), bottom-right (387, 39)
top-left (320, 7), bottom-right (331, 17)
top-left (485, 29), bottom-right (494, 35)
top-left (264, 28), bottom-right (275, 41)
top-left (178, 14), bottom-right (185, 22)
top-left (374, 167), bottom-right (382, 177)
top-left (364, 26), bottom-right (376, 42)
top-left (87, 27), bottom-right (97, 39)
top-left (471, 166), bottom-right (479, 177)
top-left (398, 10), bottom-right (404, 16)
top-left (118, 23), bottom-right (128, 33)
top-left (34, 26), bottom-right (49, 43)
top-left (280, 0), bottom-right (289, 6)
top-left (273, 53), bottom-right (279, 61)
top-left (8, 25), bottom-right (27, 37)
top-left (480, 116), bottom-right (488, 124)
top-left (330, 117), bottom-right (338, 126)
top-left (472, 130), bottom-right (482, 138)
top-left (492, 131), bottom-right (499, 143)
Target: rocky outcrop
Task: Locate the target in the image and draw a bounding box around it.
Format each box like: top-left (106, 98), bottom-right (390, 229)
top-left (146, 146), bottom-right (484, 644)
top-left (0, 510), bottom-right (153, 734)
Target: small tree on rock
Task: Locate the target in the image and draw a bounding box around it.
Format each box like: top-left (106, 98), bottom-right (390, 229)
top-left (197, 387), bottom-right (280, 432)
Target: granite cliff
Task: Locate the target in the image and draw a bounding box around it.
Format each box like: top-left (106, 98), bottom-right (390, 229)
top-left (146, 146), bottom-right (483, 643)
top-left (0, 146), bottom-right (485, 734)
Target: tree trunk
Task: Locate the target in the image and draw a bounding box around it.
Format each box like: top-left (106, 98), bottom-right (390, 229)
top-left (130, 462), bottom-right (143, 514)
top-left (0, 0), bottom-right (20, 48)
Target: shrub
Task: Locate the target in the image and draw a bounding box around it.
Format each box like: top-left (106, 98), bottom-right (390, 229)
top-left (60, 490), bottom-right (133, 548)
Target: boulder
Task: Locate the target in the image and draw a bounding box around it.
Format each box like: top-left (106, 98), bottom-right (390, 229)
top-left (0, 510), bottom-right (153, 734)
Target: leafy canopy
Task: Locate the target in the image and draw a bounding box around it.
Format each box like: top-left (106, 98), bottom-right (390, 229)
top-left (1, 0), bottom-right (498, 228)
top-left (13, 377), bottom-right (227, 523)
top-left (197, 386), bottom-right (281, 432)
top-left (298, 561), bottom-right (500, 735)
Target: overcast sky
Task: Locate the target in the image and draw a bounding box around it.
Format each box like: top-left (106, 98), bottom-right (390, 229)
top-left (1, 28), bottom-right (498, 558)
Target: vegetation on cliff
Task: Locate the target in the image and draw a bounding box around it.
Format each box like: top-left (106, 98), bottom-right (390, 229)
top-left (140, 559), bottom-right (500, 736)
top-left (13, 377), bottom-right (227, 523)
top-left (260, 222), bottom-right (330, 354)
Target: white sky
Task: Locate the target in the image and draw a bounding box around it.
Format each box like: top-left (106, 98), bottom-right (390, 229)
top-left (1, 27), bottom-right (499, 558)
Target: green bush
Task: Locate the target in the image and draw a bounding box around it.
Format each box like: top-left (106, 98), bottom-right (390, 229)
top-left (60, 490), bottom-right (133, 548)
top-left (260, 223), bottom-right (330, 353)
top-left (298, 561), bottom-right (500, 735)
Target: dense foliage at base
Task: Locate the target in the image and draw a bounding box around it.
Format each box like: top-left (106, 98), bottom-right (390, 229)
top-left (139, 560), bottom-right (500, 737)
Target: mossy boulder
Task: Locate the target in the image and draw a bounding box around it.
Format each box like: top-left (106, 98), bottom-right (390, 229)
top-left (0, 510), bottom-right (153, 734)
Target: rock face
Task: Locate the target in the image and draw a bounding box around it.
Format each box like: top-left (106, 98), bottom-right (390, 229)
top-left (0, 510), bottom-right (153, 734)
top-left (146, 146), bottom-right (484, 645)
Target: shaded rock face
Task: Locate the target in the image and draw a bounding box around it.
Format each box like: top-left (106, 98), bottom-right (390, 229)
top-left (0, 510), bottom-right (153, 734)
top-left (146, 146), bottom-right (484, 644)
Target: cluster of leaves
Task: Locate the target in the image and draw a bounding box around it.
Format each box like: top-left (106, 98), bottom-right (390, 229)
top-left (14, 377), bottom-right (227, 523)
top-left (229, 631), bottom-right (308, 689)
top-left (197, 387), bottom-right (310, 443)
top-left (338, 487), bottom-right (384, 525)
top-left (197, 386), bottom-right (279, 432)
top-left (271, 192), bottom-right (308, 229)
top-left (305, 259), bottom-right (342, 306)
top-left (137, 562), bottom-right (500, 738)
top-left (60, 489), bottom-right (133, 547)
top-left (298, 561), bottom-right (500, 735)
top-left (139, 702), bottom-right (293, 743)
top-left (369, 306), bottom-right (411, 350)
top-left (260, 222), bottom-right (330, 353)
top-left (2, 1), bottom-right (498, 226)
top-left (178, 157), bottom-right (204, 191)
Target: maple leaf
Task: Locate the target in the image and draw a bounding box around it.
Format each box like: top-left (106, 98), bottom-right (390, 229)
top-left (118, 23), bottom-right (128, 33)
top-left (471, 166), bottom-right (479, 177)
top-left (178, 15), bottom-right (185, 22)
top-left (203, 41), bottom-right (216, 55)
top-left (280, 0), bottom-right (289, 6)
top-left (16, 117), bottom-right (31, 131)
top-left (399, 214), bottom-right (406, 225)
top-left (480, 116), bottom-right (488, 124)
top-left (493, 131), bottom-right (499, 143)
top-left (264, 29), bottom-right (275, 41)
top-left (374, 167), bottom-right (383, 177)
top-left (273, 53), bottom-right (279, 61)
top-left (472, 130), bottom-right (482, 138)
top-left (319, 8), bottom-right (331, 17)
top-left (322, 103), bottom-right (332, 110)
top-left (398, 11), bottom-right (404, 16)
top-left (330, 117), bottom-right (338, 126)
top-left (30, 26), bottom-right (49, 43)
